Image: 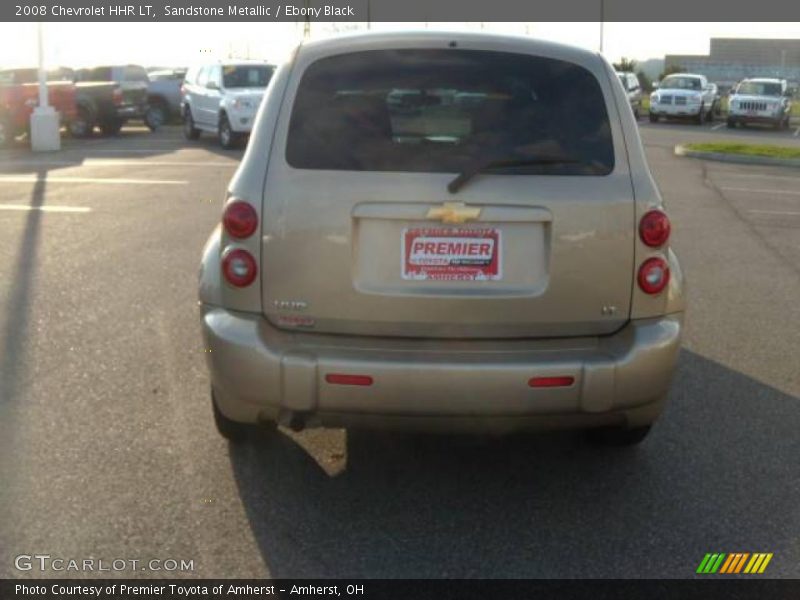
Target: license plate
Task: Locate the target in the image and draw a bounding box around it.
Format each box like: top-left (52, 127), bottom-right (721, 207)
top-left (402, 227), bottom-right (501, 281)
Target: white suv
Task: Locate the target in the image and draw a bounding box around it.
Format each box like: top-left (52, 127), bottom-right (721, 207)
top-left (727, 78), bottom-right (792, 130)
top-left (182, 61), bottom-right (275, 148)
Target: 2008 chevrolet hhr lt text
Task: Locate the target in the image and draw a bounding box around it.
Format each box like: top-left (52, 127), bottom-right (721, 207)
top-left (199, 32), bottom-right (685, 446)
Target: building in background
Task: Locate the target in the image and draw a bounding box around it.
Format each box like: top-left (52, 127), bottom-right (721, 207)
top-left (665, 38), bottom-right (800, 92)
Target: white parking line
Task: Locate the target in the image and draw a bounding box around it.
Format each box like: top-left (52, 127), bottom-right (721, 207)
top-left (748, 209), bottom-right (800, 216)
top-left (795, 127), bottom-right (800, 137)
top-left (0, 176), bottom-right (187, 185)
top-left (0, 204), bottom-right (91, 213)
top-left (711, 123), bottom-right (726, 131)
top-left (720, 187), bottom-right (800, 196)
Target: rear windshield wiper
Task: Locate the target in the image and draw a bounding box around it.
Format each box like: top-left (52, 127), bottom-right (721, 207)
top-left (447, 155), bottom-right (581, 194)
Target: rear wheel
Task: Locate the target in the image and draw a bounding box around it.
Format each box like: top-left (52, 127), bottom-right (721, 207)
top-left (100, 119), bottom-right (123, 136)
top-left (145, 100), bottom-right (167, 131)
top-left (218, 114), bottom-right (238, 149)
top-left (649, 112), bottom-right (658, 123)
top-left (183, 108), bottom-right (201, 140)
top-left (586, 425), bottom-right (652, 447)
top-left (68, 106), bottom-right (94, 138)
top-left (726, 117), bottom-right (736, 129)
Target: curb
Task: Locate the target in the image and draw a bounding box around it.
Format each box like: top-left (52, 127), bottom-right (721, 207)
top-left (674, 144), bottom-right (800, 168)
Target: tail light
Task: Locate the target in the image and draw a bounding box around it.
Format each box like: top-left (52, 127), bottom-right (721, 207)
top-left (112, 88), bottom-right (123, 105)
top-left (639, 210), bottom-right (671, 247)
top-left (222, 248), bottom-right (257, 287)
top-left (223, 201), bottom-right (258, 239)
top-left (638, 257), bottom-right (670, 295)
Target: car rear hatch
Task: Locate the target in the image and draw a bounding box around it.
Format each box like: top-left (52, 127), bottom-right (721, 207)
top-left (260, 47), bottom-right (634, 339)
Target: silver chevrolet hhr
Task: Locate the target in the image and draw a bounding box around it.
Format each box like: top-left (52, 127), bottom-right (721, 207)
top-left (199, 32), bottom-right (685, 446)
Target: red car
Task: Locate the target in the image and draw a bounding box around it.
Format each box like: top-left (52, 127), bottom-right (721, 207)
top-left (0, 68), bottom-right (77, 147)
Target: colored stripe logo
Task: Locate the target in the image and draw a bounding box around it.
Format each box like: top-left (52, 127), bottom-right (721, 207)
top-left (696, 553), bottom-right (773, 574)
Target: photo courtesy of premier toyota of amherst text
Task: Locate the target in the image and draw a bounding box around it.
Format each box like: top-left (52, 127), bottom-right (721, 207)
top-left (0, 0), bottom-right (799, 598)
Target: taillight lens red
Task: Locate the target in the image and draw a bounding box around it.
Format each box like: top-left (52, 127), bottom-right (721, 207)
top-left (223, 201), bottom-right (258, 239)
top-left (222, 248), bottom-right (257, 287)
top-left (528, 376), bottom-right (575, 388)
top-left (325, 374), bottom-right (374, 386)
top-left (639, 210), bottom-right (671, 247)
top-left (638, 257), bottom-right (670, 295)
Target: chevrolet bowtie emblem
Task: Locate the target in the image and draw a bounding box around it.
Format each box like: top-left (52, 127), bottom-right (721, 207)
top-left (426, 202), bottom-right (482, 224)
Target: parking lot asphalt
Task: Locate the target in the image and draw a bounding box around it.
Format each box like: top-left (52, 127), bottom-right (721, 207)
top-left (0, 123), bottom-right (798, 579)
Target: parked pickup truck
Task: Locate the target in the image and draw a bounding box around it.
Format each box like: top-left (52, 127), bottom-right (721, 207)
top-left (649, 73), bottom-right (717, 124)
top-left (0, 68), bottom-right (77, 147)
top-left (70, 65), bottom-right (159, 136)
top-left (727, 78), bottom-right (793, 130)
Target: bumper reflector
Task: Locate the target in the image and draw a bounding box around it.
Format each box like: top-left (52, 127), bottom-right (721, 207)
top-left (325, 374), bottom-right (374, 386)
top-left (528, 376), bottom-right (575, 388)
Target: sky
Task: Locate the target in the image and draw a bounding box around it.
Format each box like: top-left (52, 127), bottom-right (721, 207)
top-left (1, 22), bottom-right (799, 69)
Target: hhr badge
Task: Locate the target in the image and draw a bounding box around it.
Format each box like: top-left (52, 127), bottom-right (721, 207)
top-left (273, 299), bottom-right (308, 311)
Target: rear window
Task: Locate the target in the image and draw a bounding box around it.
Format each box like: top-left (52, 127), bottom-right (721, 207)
top-left (222, 65), bottom-right (274, 89)
top-left (286, 49), bottom-right (614, 176)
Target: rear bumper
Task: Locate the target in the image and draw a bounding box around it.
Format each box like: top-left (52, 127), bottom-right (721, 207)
top-left (201, 307), bottom-right (683, 432)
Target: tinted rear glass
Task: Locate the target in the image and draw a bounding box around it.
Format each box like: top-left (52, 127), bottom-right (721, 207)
top-left (286, 49), bottom-right (614, 175)
top-left (222, 65), bottom-right (274, 88)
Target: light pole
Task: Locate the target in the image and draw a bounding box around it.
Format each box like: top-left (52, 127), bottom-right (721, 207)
top-left (599, 0), bottom-right (604, 54)
top-left (30, 22), bottom-right (60, 151)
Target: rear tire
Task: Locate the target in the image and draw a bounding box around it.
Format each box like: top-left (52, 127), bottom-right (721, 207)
top-left (100, 119), bottom-right (123, 136)
top-left (218, 114), bottom-right (238, 149)
top-left (649, 112), bottom-right (658, 123)
top-left (183, 108), bottom-right (201, 140)
top-left (145, 100), bottom-right (167, 131)
top-left (726, 117), bottom-right (736, 129)
top-left (68, 106), bottom-right (94, 138)
top-left (587, 425), bottom-right (652, 447)
top-left (211, 389), bottom-right (249, 443)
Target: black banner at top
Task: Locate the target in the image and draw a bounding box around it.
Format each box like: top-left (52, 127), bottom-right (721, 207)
top-left (3, 0), bottom-right (800, 22)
